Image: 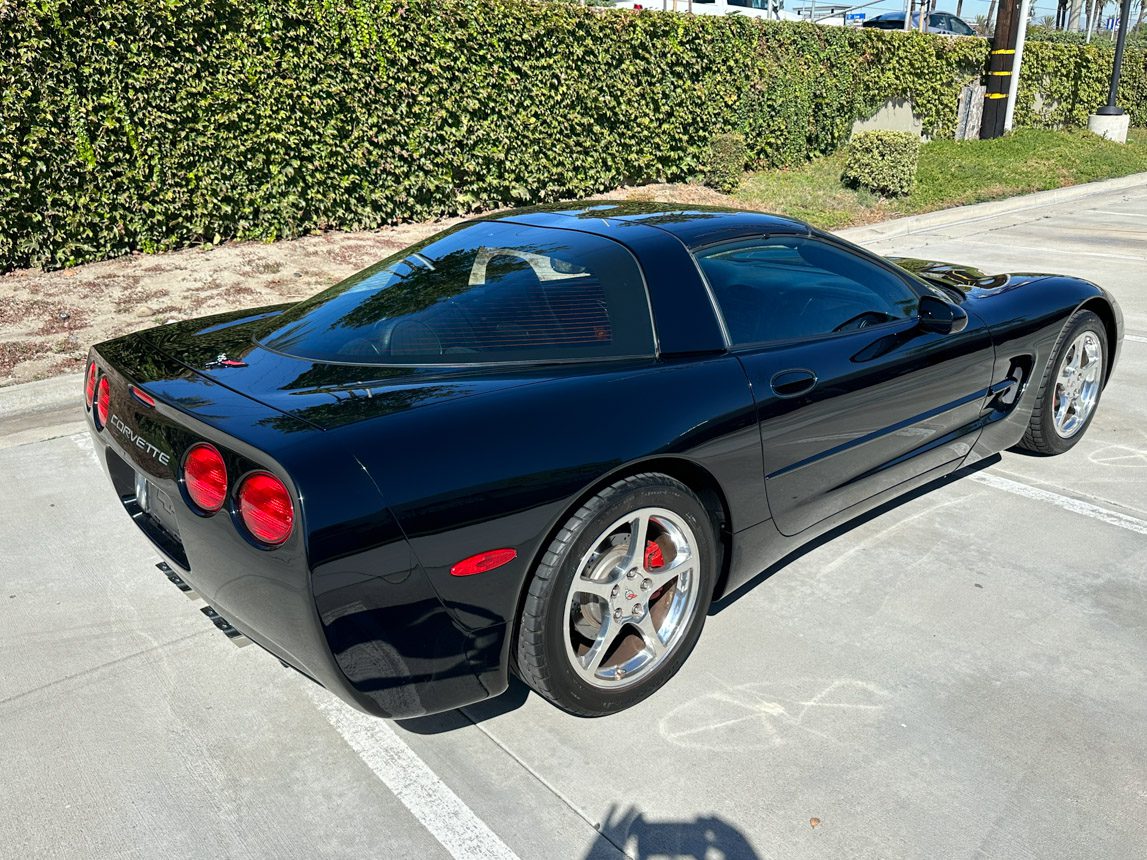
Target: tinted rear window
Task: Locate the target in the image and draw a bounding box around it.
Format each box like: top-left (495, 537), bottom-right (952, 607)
top-left (258, 222), bottom-right (654, 365)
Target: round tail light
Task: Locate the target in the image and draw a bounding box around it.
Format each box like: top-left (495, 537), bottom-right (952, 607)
top-left (96, 376), bottom-right (111, 427)
top-left (85, 362), bottom-right (97, 408)
top-left (184, 443), bottom-right (228, 512)
top-left (237, 473), bottom-right (294, 545)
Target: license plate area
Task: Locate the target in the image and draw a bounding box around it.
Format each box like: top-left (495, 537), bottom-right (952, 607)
top-left (135, 472), bottom-right (181, 541)
top-left (105, 446), bottom-right (190, 570)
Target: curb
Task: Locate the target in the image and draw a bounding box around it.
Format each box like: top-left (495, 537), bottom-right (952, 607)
top-left (838, 171), bottom-right (1147, 244)
top-left (0, 373), bottom-right (83, 421)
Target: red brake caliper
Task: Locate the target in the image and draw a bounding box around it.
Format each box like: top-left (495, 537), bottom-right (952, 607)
top-left (644, 540), bottom-right (664, 570)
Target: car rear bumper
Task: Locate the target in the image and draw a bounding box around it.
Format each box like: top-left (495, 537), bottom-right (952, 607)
top-left (87, 340), bottom-right (509, 719)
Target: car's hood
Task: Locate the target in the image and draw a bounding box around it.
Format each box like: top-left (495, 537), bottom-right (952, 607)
top-left (889, 257), bottom-right (1054, 297)
top-left (135, 305), bottom-right (570, 431)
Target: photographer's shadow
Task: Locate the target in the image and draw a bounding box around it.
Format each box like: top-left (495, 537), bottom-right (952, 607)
top-left (584, 804), bottom-right (760, 859)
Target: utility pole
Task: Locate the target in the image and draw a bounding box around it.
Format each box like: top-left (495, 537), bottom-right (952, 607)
top-left (982, 0), bottom-right (1020, 137)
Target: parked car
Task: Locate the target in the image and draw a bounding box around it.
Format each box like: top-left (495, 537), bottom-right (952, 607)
top-left (863, 10), bottom-right (976, 34)
top-left (86, 203), bottom-right (1122, 719)
top-left (616, 0), bottom-right (800, 22)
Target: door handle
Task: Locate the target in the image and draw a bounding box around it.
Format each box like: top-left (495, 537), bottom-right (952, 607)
top-left (770, 368), bottom-right (817, 399)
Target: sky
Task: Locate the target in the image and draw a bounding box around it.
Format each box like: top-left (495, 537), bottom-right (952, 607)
top-left (792, 0), bottom-right (1131, 29)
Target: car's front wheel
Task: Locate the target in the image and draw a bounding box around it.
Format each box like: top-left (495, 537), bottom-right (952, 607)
top-left (515, 473), bottom-right (716, 716)
top-left (1019, 309), bottom-right (1108, 455)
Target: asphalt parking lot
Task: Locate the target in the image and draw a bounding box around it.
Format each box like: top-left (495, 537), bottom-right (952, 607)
top-left (2, 181), bottom-right (1146, 859)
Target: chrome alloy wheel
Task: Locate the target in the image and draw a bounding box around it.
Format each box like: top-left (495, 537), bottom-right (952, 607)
top-left (1053, 331), bottom-right (1102, 438)
top-left (563, 507), bottom-right (700, 689)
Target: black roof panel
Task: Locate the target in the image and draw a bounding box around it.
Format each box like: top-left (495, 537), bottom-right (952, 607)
top-left (488, 201), bottom-right (810, 250)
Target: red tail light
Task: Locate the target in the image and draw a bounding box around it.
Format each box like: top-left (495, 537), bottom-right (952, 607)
top-left (96, 376), bottom-right (111, 427)
top-left (450, 548), bottom-right (517, 577)
top-left (85, 362), bottom-right (97, 407)
top-left (237, 472), bottom-right (294, 545)
top-left (184, 443), bottom-right (228, 512)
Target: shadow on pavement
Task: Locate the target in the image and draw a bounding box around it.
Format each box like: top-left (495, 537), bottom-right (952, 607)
top-left (583, 804), bottom-right (760, 859)
top-left (711, 453), bottom-right (1002, 615)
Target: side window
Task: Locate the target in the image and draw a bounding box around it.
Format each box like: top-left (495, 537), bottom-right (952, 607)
top-left (695, 236), bottom-right (920, 346)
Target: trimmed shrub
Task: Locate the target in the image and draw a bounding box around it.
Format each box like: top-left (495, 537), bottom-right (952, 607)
top-left (842, 131), bottom-right (921, 196)
top-left (706, 133), bottom-right (749, 193)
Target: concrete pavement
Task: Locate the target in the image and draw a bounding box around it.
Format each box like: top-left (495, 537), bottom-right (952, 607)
top-left (2, 182), bottom-right (1146, 859)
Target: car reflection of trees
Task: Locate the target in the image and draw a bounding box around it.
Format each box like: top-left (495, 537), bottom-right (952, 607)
top-left (131, 306), bottom-right (286, 371)
top-left (255, 383), bottom-right (464, 431)
top-left (563, 203), bottom-right (726, 225)
top-left (890, 257), bottom-right (1010, 292)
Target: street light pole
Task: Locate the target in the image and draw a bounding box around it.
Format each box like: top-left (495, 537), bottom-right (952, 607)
top-left (1097, 0), bottom-right (1133, 116)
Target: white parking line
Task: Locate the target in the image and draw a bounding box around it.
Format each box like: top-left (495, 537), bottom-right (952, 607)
top-left (956, 240), bottom-right (1146, 263)
top-left (309, 689), bottom-right (521, 860)
top-left (1125, 334), bottom-right (1147, 344)
top-left (971, 473), bottom-right (1147, 537)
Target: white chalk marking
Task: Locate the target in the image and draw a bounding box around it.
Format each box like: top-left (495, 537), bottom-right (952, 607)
top-left (70, 431), bottom-right (99, 464)
top-left (971, 473), bottom-right (1147, 537)
top-left (308, 689), bottom-right (520, 860)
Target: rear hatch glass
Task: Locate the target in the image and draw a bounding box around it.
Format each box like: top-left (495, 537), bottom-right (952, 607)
top-left (257, 221), bottom-right (655, 366)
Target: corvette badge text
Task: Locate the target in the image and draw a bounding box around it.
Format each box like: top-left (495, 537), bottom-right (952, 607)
top-left (110, 414), bottom-right (171, 466)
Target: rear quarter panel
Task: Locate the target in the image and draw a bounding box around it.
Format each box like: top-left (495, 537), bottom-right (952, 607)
top-left (335, 355), bottom-right (764, 635)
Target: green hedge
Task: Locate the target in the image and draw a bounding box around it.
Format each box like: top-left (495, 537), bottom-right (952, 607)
top-left (1014, 41), bottom-right (1147, 130)
top-left (0, 0), bottom-right (1140, 271)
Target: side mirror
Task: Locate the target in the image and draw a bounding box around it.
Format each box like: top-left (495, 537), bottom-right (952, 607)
top-left (917, 295), bottom-right (968, 334)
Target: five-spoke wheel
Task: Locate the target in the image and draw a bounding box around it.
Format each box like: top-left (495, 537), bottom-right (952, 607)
top-left (1052, 331), bottom-right (1103, 439)
top-left (563, 507), bottom-right (700, 689)
top-left (1020, 309), bottom-right (1108, 455)
top-left (516, 474), bottom-right (716, 716)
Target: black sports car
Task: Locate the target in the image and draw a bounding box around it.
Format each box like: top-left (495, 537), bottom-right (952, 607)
top-left (86, 203), bottom-right (1123, 718)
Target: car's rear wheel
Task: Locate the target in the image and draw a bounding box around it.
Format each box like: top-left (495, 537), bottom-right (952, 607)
top-left (515, 473), bottom-right (716, 716)
top-left (1019, 309), bottom-right (1107, 455)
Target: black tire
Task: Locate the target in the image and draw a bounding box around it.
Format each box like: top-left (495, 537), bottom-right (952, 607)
top-left (1018, 309), bottom-right (1107, 456)
top-left (515, 473), bottom-right (717, 717)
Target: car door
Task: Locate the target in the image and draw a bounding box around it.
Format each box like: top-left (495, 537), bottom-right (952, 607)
top-left (695, 234), bottom-right (996, 536)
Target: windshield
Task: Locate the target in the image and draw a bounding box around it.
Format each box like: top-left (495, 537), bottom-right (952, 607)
top-left (258, 221), bottom-right (655, 366)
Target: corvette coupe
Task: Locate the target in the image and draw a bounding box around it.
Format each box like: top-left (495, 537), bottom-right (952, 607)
top-left (85, 203), bottom-right (1123, 718)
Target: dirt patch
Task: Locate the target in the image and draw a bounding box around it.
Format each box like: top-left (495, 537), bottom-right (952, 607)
top-left (0, 219), bottom-right (459, 387)
top-left (597, 183), bottom-right (737, 207)
top-left (0, 340), bottom-right (53, 378)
